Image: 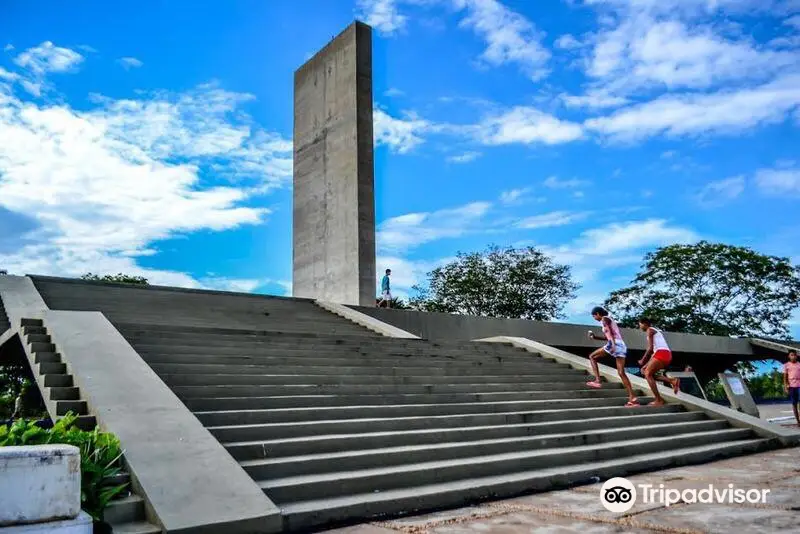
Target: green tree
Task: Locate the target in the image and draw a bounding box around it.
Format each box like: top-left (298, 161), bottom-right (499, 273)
top-left (605, 241), bottom-right (800, 339)
top-left (81, 273), bottom-right (149, 286)
top-left (410, 245), bottom-right (578, 320)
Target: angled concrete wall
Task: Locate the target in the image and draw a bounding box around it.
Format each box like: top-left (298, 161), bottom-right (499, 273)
top-left (292, 21), bottom-right (376, 307)
top-left (350, 306), bottom-right (757, 356)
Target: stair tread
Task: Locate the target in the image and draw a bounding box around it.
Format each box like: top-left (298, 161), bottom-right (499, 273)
top-left (240, 420), bottom-right (726, 467)
top-left (260, 429), bottom-right (749, 488)
top-left (107, 521), bottom-right (161, 534)
top-left (207, 404), bottom-right (678, 430)
top-left (279, 438), bottom-right (769, 514)
top-left (221, 411), bottom-right (706, 448)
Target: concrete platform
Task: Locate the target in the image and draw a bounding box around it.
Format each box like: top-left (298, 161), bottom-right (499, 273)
top-left (324, 446), bottom-right (800, 534)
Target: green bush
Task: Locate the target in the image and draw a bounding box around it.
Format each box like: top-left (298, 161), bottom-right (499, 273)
top-left (0, 413), bottom-right (128, 521)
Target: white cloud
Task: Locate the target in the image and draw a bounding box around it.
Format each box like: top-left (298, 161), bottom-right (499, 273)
top-left (14, 41), bottom-right (84, 75)
top-left (357, 0), bottom-right (410, 34)
top-left (0, 67), bottom-right (19, 82)
top-left (555, 34), bottom-right (583, 50)
top-left (576, 219), bottom-right (699, 256)
top-left (585, 73), bottom-right (800, 141)
top-left (755, 167), bottom-right (800, 196)
top-left (0, 76), bottom-right (292, 287)
top-left (118, 57), bottom-right (144, 70)
top-left (584, 1), bottom-right (800, 98)
top-left (499, 187), bottom-right (531, 204)
top-left (694, 175), bottom-right (746, 206)
top-left (561, 91), bottom-right (629, 109)
top-left (516, 211), bottom-right (589, 229)
top-left (373, 108), bottom-right (430, 153)
top-left (3, 44), bottom-right (14, 52)
top-left (477, 106), bottom-right (584, 145)
top-left (543, 176), bottom-right (590, 189)
top-left (384, 87), bottom-right (405, 97)
top-left (200, 277), bottom-right (265, 293)
top-left (786, 15), bottom-right (800, 30)
top-left (454, 0), bottom-right (551, 80)
top-left (377, 201), bottom-right (491, 252)
top-left (447, 151), bottom-right (481, 163)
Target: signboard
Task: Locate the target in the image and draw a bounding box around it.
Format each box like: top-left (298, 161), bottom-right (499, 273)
top-left (728, 376), bottom-right (746, 396)
top-left (719, 372), bottom-right (760, 418)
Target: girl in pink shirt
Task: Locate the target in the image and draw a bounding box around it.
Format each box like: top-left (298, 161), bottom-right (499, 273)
top-left (784, 349), bottom-right (800, 426)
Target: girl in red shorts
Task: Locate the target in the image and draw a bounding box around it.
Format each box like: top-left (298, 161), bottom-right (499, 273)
top-left (637, 317), bottom-right (680, 406)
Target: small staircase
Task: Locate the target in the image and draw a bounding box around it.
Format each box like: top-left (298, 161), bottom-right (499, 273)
top-left (15, 318), bottom-right (159, 534)
top-left (0, 295), bottom-right (10, 332)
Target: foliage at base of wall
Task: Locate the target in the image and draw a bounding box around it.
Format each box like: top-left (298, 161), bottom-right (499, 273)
top-left (0, 358), bottom-right (45, 419)
top-left (0, 413), bottom-right (128, 521)
top-left (81, 273), bottom-right (149, 285)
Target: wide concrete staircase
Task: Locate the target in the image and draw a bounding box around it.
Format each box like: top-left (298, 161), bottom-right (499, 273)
top-left (31, 277), bottom-right (776, 531)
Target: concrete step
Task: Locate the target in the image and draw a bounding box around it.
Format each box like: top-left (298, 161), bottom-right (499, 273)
top-left (139, 352), bottom-right (549, 368)
top-left (26, 333), bottom-right (51, 343)
top-left (22, 325), bottom-right (47, 335)
top-left (109, 522), bottom-right (162, 534)
top-left (20, 318), bottom-right (43, 327)
top-left (195, 397), bottom-right (645, 426)
top-left (138, 348), bottom-right (540, 365)
top-left (242, 420), bottom-right (730, 479)
top-left (133, 344), bottom-right (525, 359)
top-left (114, 322), bottom-right (382, 340)
top-left (224, 411), bottom-right (711, 460)
top-left (160, 372), bottom-right (590, 387)
top-left (207, 404), bottom-right (682, 442)
top-left (278, 438), bottom-right (773, 531)
top-left (30, 341), bottom-right (56, 352)
top-left (34, 352), bottom-right (62, 364)
top-left (43, 374), bottom-right (72, 387)
top-left (102, 495), bottom-right (145, 525)
top-left (55, 399), bottom-right (87, 416)
top-left (184, 388), bottom-right (632, 411)
top-left (71, 414), bottom-right (97, 430)
top-left (39, 361), bottom-right (66, 374)
top-left (149, 362), bottom-right (569, 377)
top-left (173, 382), bottom-right (622, 398)
top-left (49, 386), bottom-right (80, 400)
top-left (262, 429), bottom-right (753, 503)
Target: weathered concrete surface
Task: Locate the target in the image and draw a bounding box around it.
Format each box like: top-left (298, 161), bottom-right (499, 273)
top-left (323, 446), bottom-right (800, 534)
top-left (0, 512), bottom-right (92, 534)
top-left (352, 306), bottom-right (756, 355)
top-left (293, 21), bottom-right (376, 307)
top-left (316, 300), bottom-right (419, 338)
top-left (479, 336), bottom-right (800, 446)
top-left (0, 445), bottom-right (80, 526)
top-left (40, 310), bottom-right (281, 534)
top-left (0, 275), bottom-right (47, 330)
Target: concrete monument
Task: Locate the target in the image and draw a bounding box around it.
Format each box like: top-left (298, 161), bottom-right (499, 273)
top-left (292, 21), bottom-right (376, 306)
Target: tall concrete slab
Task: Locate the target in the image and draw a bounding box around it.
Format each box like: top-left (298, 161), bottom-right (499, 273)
top-left (293, 21), bottom-right (376, 306)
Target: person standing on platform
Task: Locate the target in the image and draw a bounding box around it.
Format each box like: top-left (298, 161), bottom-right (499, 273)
top-left (377, 269), bottom-right (392, 308)
top-left (783, 349), bottom-right (800, 426)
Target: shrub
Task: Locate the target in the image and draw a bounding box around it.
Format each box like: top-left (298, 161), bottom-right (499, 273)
top-left (0, 413), bottom-right (128, 521)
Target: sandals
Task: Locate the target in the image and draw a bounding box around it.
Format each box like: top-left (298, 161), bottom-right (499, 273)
top-left (586, 380), bottom-right (602, 389)
top-left (624, 399), bottom-right (640, 407)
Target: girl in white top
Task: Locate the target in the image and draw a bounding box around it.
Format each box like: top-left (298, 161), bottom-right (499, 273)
top-left (637, 317), bottom-right (680, 406)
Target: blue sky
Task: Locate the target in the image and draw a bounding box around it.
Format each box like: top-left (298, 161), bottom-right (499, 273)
top-left (1, 0), bottom-right (799, 338)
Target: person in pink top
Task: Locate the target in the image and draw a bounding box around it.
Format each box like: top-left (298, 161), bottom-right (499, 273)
top-left (783, 349), bottom-right (800, 426)
top-left (586, 306), bottom-right (639, 407)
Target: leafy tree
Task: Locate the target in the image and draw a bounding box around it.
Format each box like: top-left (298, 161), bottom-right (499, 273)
top-left (410, 245), bottom-right (578, 320)
top-left (605, 241), bottom-right (800, 339)
top-left (81, 273), bottom-right (149, 286)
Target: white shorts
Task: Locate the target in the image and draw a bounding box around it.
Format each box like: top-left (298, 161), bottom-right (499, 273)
top-left (381, 290), bottom-right (392, 299)
top-left (603, 340), bottom-right (627, 358)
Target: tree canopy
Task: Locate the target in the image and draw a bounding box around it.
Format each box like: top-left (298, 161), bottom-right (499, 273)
top-left (605, 241), bottom-right (800, 339)
top-left (411, 245), bottom-right (578, 321)
top-left (81, 273), bottom-right (149, 286)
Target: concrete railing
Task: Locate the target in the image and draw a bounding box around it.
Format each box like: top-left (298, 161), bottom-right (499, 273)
top-left (316, 300), bottom-right (420, 339)
top-left (478, 336), bottom-right (800, 446)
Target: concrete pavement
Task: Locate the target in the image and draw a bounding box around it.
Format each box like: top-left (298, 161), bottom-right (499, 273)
top-left (325, 446), bottom-right (800, 534)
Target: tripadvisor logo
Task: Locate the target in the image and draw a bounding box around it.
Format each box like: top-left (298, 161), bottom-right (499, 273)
top-left (600, 477), bottom-right (771, 512)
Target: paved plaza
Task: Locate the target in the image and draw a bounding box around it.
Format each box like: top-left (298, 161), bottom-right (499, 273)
top-left (326, 445), bottom-right (800, 534)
